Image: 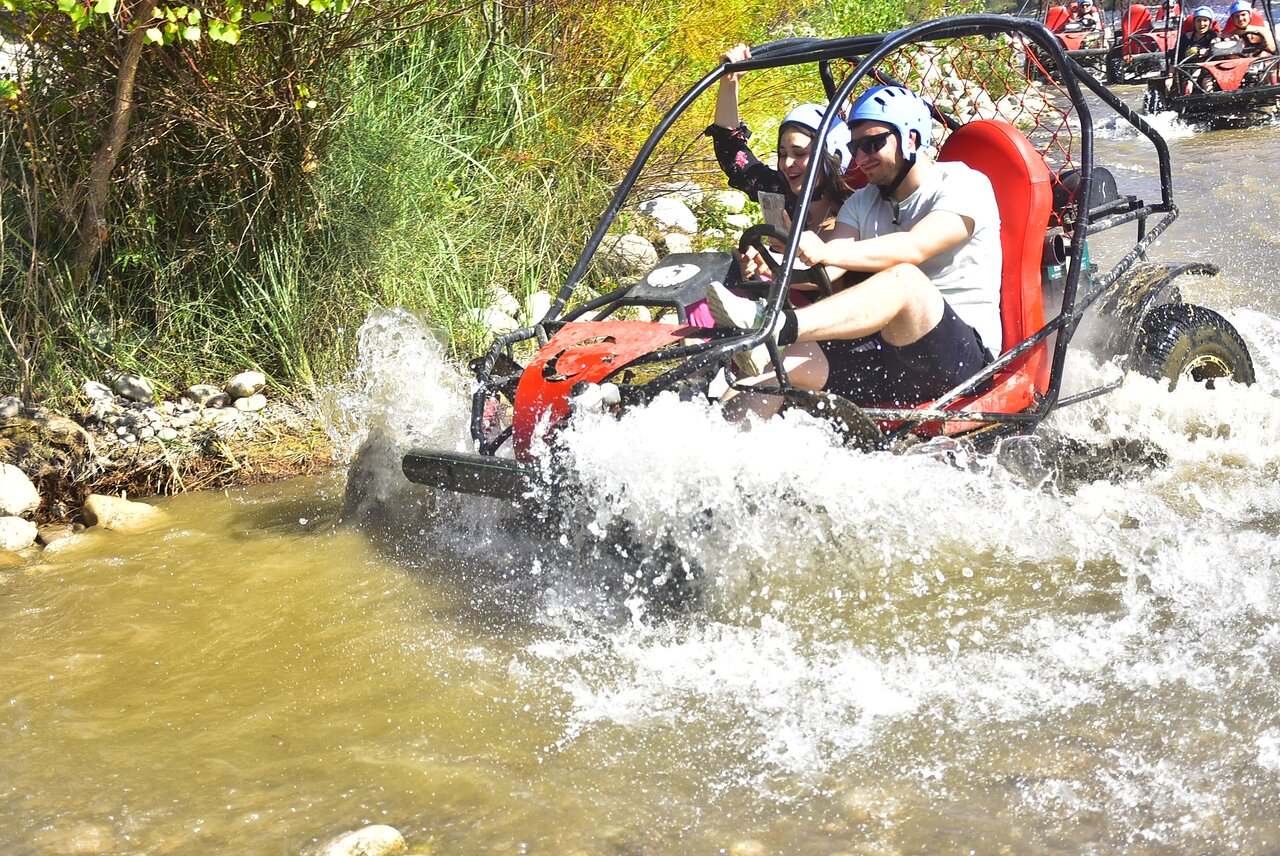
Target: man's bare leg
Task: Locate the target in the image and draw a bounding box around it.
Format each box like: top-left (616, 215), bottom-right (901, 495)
top-left (795, 263), bottom-right (944, 346)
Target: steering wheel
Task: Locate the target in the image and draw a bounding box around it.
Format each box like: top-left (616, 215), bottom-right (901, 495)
top-left (737, 223), bottom-right (833, 299)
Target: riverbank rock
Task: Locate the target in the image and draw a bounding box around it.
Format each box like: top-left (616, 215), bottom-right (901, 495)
top-left (662, 232), bottom-right (694, 254)
top-left (37, 522), bottom-right (79, 545)
top-left (638, 195), bottom-right (699, 233)
top-left (234, 393), bottom-right (268, 413)
top-left (226, 370), bottom-right (266, 400)
top-left (0, 515), bottom-right (37, 550)
top-left (524, 289), bottom-right (552, 324)
top-left (601, 234), bottom-right (659, 277)
top-left (709, 189), bottom-right (748, 214)
top-left (108, 372), bottom-right (156, 404)
top-left (182, 384), bottom-right (229, 408)
top-left (0, 462), bottom-right (40, 516)
top-left (81, 493), bottom-right (166, 533)
top-left (0, 548), bottom-right (24, 568)
top-left (317, 824), bottom-right (407, 856)
top-left (0, 395), bottom-right (23, 419)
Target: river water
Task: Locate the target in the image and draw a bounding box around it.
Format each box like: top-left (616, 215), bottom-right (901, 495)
top-left (4, 94), bottom-right (1280, 855)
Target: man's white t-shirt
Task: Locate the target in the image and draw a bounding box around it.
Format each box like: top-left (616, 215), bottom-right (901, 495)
top-left (835, 161), bottom-right (1003, 354)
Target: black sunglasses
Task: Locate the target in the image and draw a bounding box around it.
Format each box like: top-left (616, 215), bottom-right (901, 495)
top-left (850, 131), bottom-right (895, 157)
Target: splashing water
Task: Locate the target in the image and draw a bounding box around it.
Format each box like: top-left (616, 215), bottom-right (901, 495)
top-left (334, 292), bottom-right (1280, 850)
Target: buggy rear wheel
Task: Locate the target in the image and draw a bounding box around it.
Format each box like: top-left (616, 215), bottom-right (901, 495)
top-left (1143, 84), bottom-right (1167, 114)
top-left (1106, 54), bottom-right (1124, 85)
top-left (1133, 303), bottom-right (1255, 389)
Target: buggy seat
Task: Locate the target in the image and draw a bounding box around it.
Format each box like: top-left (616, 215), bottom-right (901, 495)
top-left (899, 119), bottom-right (1053, 435)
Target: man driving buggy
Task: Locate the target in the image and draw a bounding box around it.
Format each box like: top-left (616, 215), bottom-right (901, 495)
top-left (706, 85), bottom-right (1002, 417)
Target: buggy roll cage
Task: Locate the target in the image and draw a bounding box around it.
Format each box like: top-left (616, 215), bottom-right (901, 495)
top-left (467, 15), bottom-right (1181, 451)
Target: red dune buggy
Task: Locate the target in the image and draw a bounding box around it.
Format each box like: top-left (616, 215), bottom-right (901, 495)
top-left (1144, 1), bottom-right (1280, 118)
top-left (1107, 0), bottom-right (1187, 82)
top-left (1039, 0), bottom-right (1116, 75)
top-left (403, 15), bottom-right (1255, 500)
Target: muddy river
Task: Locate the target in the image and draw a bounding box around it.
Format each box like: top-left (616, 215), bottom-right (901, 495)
top-left (3, 94), bottom-right (1280, 854)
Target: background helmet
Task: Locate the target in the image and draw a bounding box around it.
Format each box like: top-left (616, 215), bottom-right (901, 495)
top-left (1192, 4), bottom-right (1215, 17)
top-left (847, 85), bottom-right (933, 160)
top-left (1228, 0), bottom-right (1252, 14)
top-left (779, 103), bottom-right (853, 172)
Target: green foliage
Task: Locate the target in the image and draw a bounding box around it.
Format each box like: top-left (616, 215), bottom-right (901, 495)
top-left (1, 0), bottom-right (946, 406)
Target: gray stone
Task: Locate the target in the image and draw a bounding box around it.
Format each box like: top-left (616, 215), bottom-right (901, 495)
top-left (80, 381), bottom-right (113, 402)
top-left (524, 290), bottom-right (552, 324)
top-left (0, 516), bottom-right (37, 551)
top-left (225, 370), bottom-right (266, 400)
top-left (233, 393), bottom-right (267, 413)
top-left (181, 384), bottom-right (226, 407)
top-left (318, 825), bottom-right (406, 856)
top-left (157, 427), bottom-right (179, 441)
top-left (638, 195), bottom-right (699, 234)
top-left (36, 523), bottom-right (77, 546)
top-left (601, 234), bottom-right (659, 277)
top-left (0, 394), bottom-right (24, 419)
top-left (199, 407), bottom-right (238, 424)
top-left (110, 373), bottom-right (155, 404)
top-left (662, 232), bottom-right (694, 255)
top-left (710, 189), bottom-right (748, 214)
top-left (487, 286), bottom-right (521, 317)
top-left (725, 213), bottom-right (754, 230)
top-left (82, 493), bottom-right (166, 533)
top-left (466, 306), bottom-right (520, 335)
top-left (0, 463), bottom-right (39, 516)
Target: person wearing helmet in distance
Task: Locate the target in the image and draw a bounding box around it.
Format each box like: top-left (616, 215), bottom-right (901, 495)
top-left (1070, 0), bottom-right (1102, 30)
top-left (1173, 6), bottom-right (1222, 61)
top-left (1223, 0), bottom-right (1276, 54)
top-left (705, 85), bottom-right (1001, 416)
top-left (705, 43), bottom-right (853, 242)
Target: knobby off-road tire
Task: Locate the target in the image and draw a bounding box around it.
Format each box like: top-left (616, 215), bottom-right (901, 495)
top-left (1106, 55), bottom-right (1124, 85)
top-left (1143, 84), bottom-right (1167, 114)
top-left (1133, 303), bottom-right (1255, 389)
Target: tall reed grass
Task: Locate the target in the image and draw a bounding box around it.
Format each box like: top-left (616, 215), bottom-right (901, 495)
top-left (2, 0), bottom-right (936, 405)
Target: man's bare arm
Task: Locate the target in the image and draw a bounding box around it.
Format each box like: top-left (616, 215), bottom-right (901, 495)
top-left (796, 209), bottom-right (975, 273)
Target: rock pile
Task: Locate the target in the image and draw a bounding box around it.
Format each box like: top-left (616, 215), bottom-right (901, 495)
top-left (0, 369), bottom-right (317, 559)
top-left (80, 369), bottom-right (270, 448)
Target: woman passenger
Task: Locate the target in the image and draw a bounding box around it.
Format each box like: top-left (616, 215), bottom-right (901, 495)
top-left (1174, 6), bottom-right (1221, 61)
top-left (704, 43), bottom-right (854, 245)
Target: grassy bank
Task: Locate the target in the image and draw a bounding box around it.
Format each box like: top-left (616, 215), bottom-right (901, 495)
top-left (1, 0), bottom-right (959, 413)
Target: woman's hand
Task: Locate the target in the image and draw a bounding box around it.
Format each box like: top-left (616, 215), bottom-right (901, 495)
top-left (736, 244), bottom-right (772, 280)
top-left (720, 43), bottom-right (751, 83)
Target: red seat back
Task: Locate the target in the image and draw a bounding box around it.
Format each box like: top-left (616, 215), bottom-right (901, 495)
top-left (1125, 4), bottom-right (1154, 37)
top-left (1046, 5), bottom-right (1071, 31)
top-left (937, 120), bottom-right (1053, 394)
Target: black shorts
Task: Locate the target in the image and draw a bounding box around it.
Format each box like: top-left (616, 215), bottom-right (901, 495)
top-left (820, 303), bottom-right (994, 406)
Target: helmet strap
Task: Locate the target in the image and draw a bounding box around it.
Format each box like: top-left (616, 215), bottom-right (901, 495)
top-left (877, 129), bottom-right (917, 222)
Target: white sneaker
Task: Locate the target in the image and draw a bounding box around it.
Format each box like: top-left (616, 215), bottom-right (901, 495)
top-left (705, 282), bottom-right (774, 377)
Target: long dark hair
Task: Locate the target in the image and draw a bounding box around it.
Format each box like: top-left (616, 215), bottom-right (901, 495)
top-left (778, 121), bottom-right (851, 205)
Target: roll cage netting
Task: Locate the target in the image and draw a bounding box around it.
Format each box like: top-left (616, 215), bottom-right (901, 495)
top-left (469, 16), bottom-right (1182, 445)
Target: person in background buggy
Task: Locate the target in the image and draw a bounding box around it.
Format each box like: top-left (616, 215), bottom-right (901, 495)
top-left (1069, 0), bottom-right (1103, 30)
top-left (1223, 0), bottom-right (1277, 53)
top-left (1172, 6), bottom-right (1222, 60)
